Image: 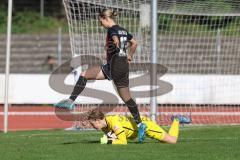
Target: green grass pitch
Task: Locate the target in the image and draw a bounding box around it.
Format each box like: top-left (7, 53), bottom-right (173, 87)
top-left (0, 125), bottom-right (240, 160)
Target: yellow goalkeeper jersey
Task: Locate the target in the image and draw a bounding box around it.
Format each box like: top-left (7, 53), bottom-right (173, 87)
top-left (101, 114), bottom-right (167, 145)
top-left (102, 115), bottom-right (167, 145)
top-left (102, 115), bottom-right (138, 144)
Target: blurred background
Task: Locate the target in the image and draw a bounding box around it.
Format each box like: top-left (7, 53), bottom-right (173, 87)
top-left (0, 0), bottom-right (70, 74)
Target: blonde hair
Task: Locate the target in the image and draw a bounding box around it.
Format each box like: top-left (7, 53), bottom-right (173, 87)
top-left (99, 9), bottom-right (118, 19)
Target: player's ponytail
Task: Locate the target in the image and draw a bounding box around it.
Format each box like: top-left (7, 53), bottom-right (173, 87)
top-left (99, 9), bottom-right (118, 19)
top-left (111, 10), bottom-right (118, 17)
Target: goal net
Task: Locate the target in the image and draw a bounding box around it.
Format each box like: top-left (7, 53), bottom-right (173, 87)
top-left (62, 0), bottom-right (240, 126)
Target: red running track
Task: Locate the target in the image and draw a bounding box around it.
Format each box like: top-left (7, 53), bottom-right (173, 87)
top-left (0, 105), bottom-right (240, 131)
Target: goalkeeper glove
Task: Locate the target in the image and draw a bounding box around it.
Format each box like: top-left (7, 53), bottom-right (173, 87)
top-left (100, 135), bottom-right (108, 144)
top-left (100, 135), bottom-right (113, 144)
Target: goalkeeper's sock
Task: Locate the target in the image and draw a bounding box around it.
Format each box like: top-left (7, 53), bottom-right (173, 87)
top-left (168, 118), bottom-right (179, 138)
top-left (69, 76), bottom-right (87, 101)
top-left (125, 98), bottom-right (142, 124)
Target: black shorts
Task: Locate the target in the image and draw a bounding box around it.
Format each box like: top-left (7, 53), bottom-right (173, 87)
top-left (101, 54), bottom-right (129, 88)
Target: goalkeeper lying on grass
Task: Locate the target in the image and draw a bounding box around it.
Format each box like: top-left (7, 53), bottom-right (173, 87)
top-left (87, 109), bottom-right (191, 145)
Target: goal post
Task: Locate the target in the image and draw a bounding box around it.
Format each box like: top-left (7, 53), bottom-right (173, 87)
top-left (150, 0), bottom-right (158, 122)
top-left (62, 0), bottom-right (240, 126)
top-left (4, 0), bottom-right (13, 133)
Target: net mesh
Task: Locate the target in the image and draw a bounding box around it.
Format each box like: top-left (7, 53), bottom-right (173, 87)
top-left (62, 0), bottom-right (240, 127)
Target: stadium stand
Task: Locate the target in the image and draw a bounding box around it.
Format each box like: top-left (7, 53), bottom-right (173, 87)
top-left (0, 35), bottom-right (239, 74)
top-left (0, 34), bottom-right (71, 73)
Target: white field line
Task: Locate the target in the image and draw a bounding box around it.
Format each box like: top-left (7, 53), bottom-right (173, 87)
top-left (180, 137), bottom-right (239, 140)
top-left (0, 111), bottom-right (240, 116)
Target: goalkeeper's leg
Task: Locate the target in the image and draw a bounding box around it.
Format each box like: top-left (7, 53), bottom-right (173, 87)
top-left (160, 115), bottom-right (191, 144)
top-left (55, 66), bottom-right (106, 110)
top-left (145, 118), bottom-right (179, 144)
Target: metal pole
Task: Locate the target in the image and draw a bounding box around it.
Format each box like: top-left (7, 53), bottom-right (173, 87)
top-left (216, 29), bottom-right (221, 74)
top-left (57, 27), bottom-right (62, 66)
top-left (4, 0), bottom-right (13, 133)
top-left (150, 0), bottom-right (158, 122)
top-left (40, 0), bottom-right (44, 18)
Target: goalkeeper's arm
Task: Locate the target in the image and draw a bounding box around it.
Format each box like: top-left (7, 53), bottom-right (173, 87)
top-left (101, 130), bottom-right (127, 145)
top-left (104, 122), bottom-right (127, 145)
top-left (112, 130), bottom-right (127, 145)
top-left (110, 123), bottom-right (127, 145)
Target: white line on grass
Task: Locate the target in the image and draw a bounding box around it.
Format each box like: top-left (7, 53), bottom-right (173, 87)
top-left (180, 137), bottom-right (239, 140)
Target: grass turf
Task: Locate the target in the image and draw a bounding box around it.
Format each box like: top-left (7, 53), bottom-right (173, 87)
top-left (0, 125), bottom-right (240, 160)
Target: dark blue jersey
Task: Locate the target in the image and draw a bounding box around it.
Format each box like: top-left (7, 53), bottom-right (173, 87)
top-left (105, 25), bottom-right (133, 62)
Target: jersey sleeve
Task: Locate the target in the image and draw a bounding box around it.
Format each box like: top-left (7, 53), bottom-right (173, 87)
top-left (127, 32), bottom-right (133, 41)
top-left (108, 117), bottom-right (127, 145)
top-left (107, 28), bottom-right (118, 39)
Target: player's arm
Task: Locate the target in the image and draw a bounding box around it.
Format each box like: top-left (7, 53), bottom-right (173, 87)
top-left (108, 117), bottom-right (127, 144)
top-left (106, 35), bottom-right (120, 54)
top-left (109, 120), bottom-right (127, 145)
top-left (127, 38), bottom-right (137, 62)
top-left (112, 35), bottom-right (120, 48)
top-left (107, 27), bottom-right (119, 48)
top-left (102, 116), bottom-right (127, 145)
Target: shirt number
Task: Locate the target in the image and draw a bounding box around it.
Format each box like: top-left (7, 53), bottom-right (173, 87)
top-left (119, 36), bottom-right (127, 57)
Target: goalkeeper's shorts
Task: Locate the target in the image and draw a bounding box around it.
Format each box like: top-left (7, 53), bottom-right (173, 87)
top-left (101, 54), bottom-right (129, 88)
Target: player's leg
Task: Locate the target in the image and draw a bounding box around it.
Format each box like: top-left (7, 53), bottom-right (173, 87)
top-left (111, 55), bottom-right (142, 124)
top-left (116, 86), bottom-right (147, 143)
top-left (161, 115), bottom-right (191, 144)
top-left (111, 55), bottom-right (146, 143)
top-left (162, 118), bottom-right (180, 144)
top-left (168, 118), bottom-right (180, 138)
top-left (161, 133), bottom-right (178, 144)
top-left (55, 65), bottom-right (106, 109)
top-left (116, 87), bottom-right (142, 124)
top-left (144, 118), bottom-right (178, 144)
top-left (69, 65), bottom-right (106, 100)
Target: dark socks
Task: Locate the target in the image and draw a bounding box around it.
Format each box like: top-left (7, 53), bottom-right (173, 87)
top-left (69, 76), bottom-right (87, 101)
top-left (125, 98), bottom-right (142, 124)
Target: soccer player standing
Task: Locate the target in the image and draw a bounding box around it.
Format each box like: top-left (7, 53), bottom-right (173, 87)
top-left (55, 9), bottom-right (146, 143)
